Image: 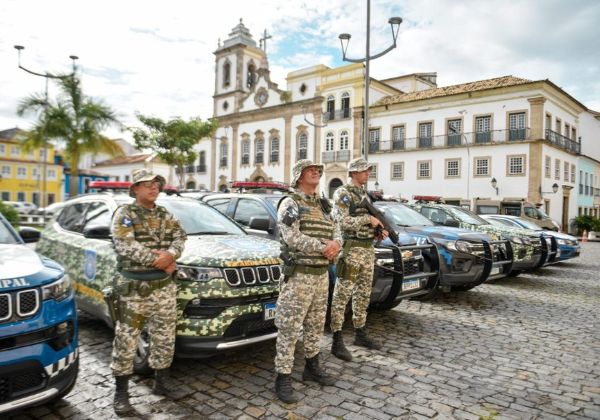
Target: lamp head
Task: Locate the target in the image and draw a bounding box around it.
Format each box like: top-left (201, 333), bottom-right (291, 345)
top-left (389, 17), bottom-right (403, 43)
top-left (338, 33), bottom-right (352, 58)
top-left (491, 177), bottom-right (497, 189)
top-left (14, 45), bottom-right (24, 51)
top-left (552, 183), bottom-right (559, 193)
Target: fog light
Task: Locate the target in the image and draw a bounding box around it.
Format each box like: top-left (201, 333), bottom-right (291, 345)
top-left (49, 321), bottom-right (74, 351)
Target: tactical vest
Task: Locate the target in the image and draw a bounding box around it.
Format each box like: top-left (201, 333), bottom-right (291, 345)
top-left (283, 193), bottom-right (335, 267)
top-left (115, 204), bottom-right (175, 273)
top-left (343, 185), bottom-right (375, 240)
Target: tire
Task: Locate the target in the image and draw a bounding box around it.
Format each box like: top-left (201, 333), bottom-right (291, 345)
top-left (133, 329), bottom-right (153, 375)
top-left (450, 283), bottom-right (479, 292)
top-left (508, 270), bottom-right (522, 277)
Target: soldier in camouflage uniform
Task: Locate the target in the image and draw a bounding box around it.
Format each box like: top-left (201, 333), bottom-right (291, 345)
top-left (110, 169), bottom-right (186, 415)
top-left (274, 159), bottom-right (342, 404)
top-left (330, 158), bottom-right (387, 362)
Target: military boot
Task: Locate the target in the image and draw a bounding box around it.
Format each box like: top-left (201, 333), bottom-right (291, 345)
top-left (153, 368), bottom-right (171, 396)
top-left (354, 327), bottom-right (382, 350)
top-left (113, 375), bottom-right (134, 415)
top-left (275, 373), bottom-right (299, 404)
top-left (331, 331), bottom-right (353, 361)
top-left (303, 354), bottom-right (336, 386)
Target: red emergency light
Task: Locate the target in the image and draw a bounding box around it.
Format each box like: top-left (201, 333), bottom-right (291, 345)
top-left (413, 195), bottom-right (444, 203)
top-left (230, 181), bottom-right (290, 191)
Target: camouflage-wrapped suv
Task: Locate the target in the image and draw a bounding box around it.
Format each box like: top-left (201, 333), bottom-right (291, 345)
top-left (412, 202), bottom-right (552, 273)
top-left (36, 190), bottom-right (281, 371)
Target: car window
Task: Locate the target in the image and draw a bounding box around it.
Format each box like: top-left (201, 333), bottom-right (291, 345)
top-left (57, 202), bottom-right (88, 233)
top-left (206, 197), bottom-right (231, 214)
top-left (489, 217), bottom-right (517, 228)
top-left (420, 207), bottom-right (449, 225)
top-left (158, 199), bottom-right (245, 235)
top-left (83, 202), bottom-right (111, 229)
top-left (233, 199), bottom-right (270, 227)
top-left (0, 217), bottom-right (19, 244)
top-left (447, 207), bottom-right (488, 226)
top-left (377, 204), bottom-right (433, 226)
top-left (523, 207), bottom-right (539, 219)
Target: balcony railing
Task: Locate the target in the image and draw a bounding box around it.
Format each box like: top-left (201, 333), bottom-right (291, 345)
top-left (321, 149), bottom-right (351, 163)
top-left (545, 129), bottom-right (580, 154)
top-left (323, 108), bottom-right (351, 122)
top-left (185, 165), bottom-right (195, 174)
top-left (418, 137), bottom-right (432, 148)
top-left (196, 164), bottom-right (206, 173)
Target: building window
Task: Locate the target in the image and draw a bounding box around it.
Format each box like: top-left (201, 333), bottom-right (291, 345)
top-left (564, 123), bottom-right (570, 139)
top-left (222, 59), bottom-right (231, 88)
top-left (564, 161), bottom-right (569, 182)
top-left (299, 83), bottom-right (307, 95)
top-left (447, 119), bottom-right (462, 146)
top-left (241, 139), bottom-right (250, 165)
top-left (255, 138), bottom-right (264, 165)
top-left (572, 127), bottom-right (577, 141)
top-left (326, 95), bottom-right (335, 120)
top-left (555, 118), bottom-right (561, 134)
top-left (475, 116), bottom-right (492, 143)
top-left (391, 162), bottom-right (404, 180)
top-left (39, 149), bottom-right (47, 161)
top-left (554, 159), bottom-right (560, 180)
top-left (508, 112), bottom-right (526, 140)
top-left (325, 132), bottom-right (335, 152)
top-left (391, 125), bottom-right (405, 150)
top-left (297, 132), bottom-right (308, 160)
top-left (47, 169), bottom-right (56, 180)
top-left (445, 159), bottom-right (461, 178)
top-left (579, 170), bottom-right (583, 194)
top-left (585, 173), bottom-right (589, 195)
top-left (246, 62), bottom-right (256, 89)
top-left (545, 155), bottom-right (551, 178)
top-left (418, 122), bottom-right (432, 148)
top-left (32, 167), bottom-right (39, 179)
top-left (417, 160), bottom-right (432, 179)
top-left (47, 193), bottom-right (55, 205)
top-left (270, 137), bottom-right (279, 163)
top-left (17, 192), bottom-right (25, 202)
top-left (368, 164), bottom-right (377, 180)
top-left (369, 128), bottom-right (380, 152)
top-left (571, 164), bottom-right (576, 183)
top-left (474, 157), bottom-right (490, 177)
top-left (220, 142), bottom-right (228, 167)
top-left (0, 144), bottom-right (4, 155)
top-left (1, 192), bottom-right (9, 201)
top-left (545, 113), bottom-right (552, 132)
top-left (339, 131), bottom-right (349, 150)
top-left (507, 155), bottom-right (525, 176)
top-left (341, 92), bottom-right (350, 118)
top-left (1, 165), bottom-right (10, 178)
top-left (16, 166), bottom-right (27, 179)
top-left (11, 146), bottom-right (20, 157)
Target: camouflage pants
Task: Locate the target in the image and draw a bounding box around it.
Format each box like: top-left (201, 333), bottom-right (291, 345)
top-left (330, 246), bottom-right (374, 332)
top-left (111, 279), bottom-right (177, 376)
top-left (274, 271), bottom-right (328, 374)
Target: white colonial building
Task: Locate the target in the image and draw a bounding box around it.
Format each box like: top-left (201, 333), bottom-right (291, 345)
top-left (186, 20), bottom-right (599, 230)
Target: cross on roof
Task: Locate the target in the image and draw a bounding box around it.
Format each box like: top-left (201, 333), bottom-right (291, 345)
top-left (259, 29), bottom-right (272, 54)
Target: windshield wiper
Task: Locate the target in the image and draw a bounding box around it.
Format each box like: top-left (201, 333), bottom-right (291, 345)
top-left (187, 231), bottom-right (231, 235)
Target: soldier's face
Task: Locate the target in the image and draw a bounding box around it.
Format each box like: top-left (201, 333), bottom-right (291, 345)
top-left (134, 180), bottom-right (161, 202)
top-left (299, 166), bottom-right (322, 188)
top-left (352, 169), bottom-right (370, 185)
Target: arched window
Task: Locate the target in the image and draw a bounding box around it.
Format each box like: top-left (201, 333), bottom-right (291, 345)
top-left (341, 92), bottom-right (350, 118)
top-left (220, 142), bottom-right (228, 167)
top-left (325, 132), bottom-right (335, 152)
top-left (255, 138), bottom-right (264, 164)
top-left (326, 95), bottom-right (335, 120)
top-left (339, 130), bottom-right (349, 150)
top-left (297, 132), bottom-right (308, 160)
top-left (270, 137), bottom-right (279, 163)
top-left (198, 151), bottom-right (206, 172)
top-left (246, 62), bottom-right (256, 89)
top-left (329, 178), bottom-right (343, 199)
top-left (186, 181), bottom-right (196, 190)
top-left (222, 59), bottom-right (231, 88)
top-left (241, 139), bottom-right (250, 165)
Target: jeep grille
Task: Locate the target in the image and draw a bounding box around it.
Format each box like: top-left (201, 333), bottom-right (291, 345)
top-left (222, 265), bottom-right (282, 288)
top-left (0, 289), bottom-right (40, 324)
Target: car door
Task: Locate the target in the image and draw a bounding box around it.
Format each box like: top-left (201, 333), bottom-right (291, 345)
top-left (231, 198), bottom-right (273, 239)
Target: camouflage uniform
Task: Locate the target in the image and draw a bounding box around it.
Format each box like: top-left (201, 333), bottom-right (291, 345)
top-left (110, 173), bottom-right (187, 377)
top-left (330, 181), bottom-right (375, 332)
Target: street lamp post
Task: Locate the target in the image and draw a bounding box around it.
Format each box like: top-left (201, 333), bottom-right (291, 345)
top-left (14, 45), bottom-right (78, 212)
top-left (338, 1), bottom-right (402, 162)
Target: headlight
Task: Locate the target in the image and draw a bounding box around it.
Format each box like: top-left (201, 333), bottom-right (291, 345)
top-left (176, 266), bottom-right (222, 281)
top-left (42, 275), bottom-right (72, 301)
top-left (521, 237), bottom-right (532, 246)
top-left (437, 238), bottom-right (474, 254)
top-left (557, 239), bottom-right (566, 245)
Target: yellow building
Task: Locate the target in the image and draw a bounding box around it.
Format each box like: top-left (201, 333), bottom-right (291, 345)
top-left (0, 128), bottom-right (63, 207)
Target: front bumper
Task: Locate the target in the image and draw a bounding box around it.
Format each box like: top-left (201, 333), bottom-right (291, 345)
top-left (557, 245), bottom-right (581, 260)
top-left (175, 330), bottom-right (277, 357)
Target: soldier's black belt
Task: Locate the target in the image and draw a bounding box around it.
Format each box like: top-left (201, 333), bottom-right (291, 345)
top-left (120, 270), bottom-right (170, 281)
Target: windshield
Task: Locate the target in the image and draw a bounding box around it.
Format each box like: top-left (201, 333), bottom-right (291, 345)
top-left (158, 199), bottom-right (246, 235)
top-left (377, 203), bottom-right (433, 226)
top-left (535, 207), bottom-right (550, 218)
top-left (513, 218), bottom-right (542, 230)
top-left (447, 206), bottom-right (489, 226)
top-left (264, 196), bottom-right (284, 210)
top-left (0, 218), bottom-right (20, 244)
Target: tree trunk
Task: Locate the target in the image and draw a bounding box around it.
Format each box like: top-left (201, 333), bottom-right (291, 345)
top-left (69, 156), bottom-right (79, 198)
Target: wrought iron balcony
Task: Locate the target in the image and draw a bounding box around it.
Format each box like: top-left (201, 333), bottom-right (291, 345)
top-left (185, 165), bottom-right (195, 174)
top-left (545, 129), bottom-right (580, 154)
top-left (322, 151), bottom-right (335, 163)
top-left (322, 150), bottom-right (351, 163)
top-left (418, 137), bottom-right (432, 148)
top-left (196, 164), bottom-right (206, 173)
top-left (322, 108), bottom-right (352, 122)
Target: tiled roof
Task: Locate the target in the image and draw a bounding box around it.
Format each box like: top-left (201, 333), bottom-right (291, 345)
top-left (94, 154), bottom-right (152, 166)
top-left (374, 76), bottom-right (534, 106)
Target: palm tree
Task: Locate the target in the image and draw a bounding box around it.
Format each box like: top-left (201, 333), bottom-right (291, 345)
top-left (17, 74), bottom-right (123, 198)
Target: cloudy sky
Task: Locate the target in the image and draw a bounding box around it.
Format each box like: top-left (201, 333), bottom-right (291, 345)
top-left (1, 0), bottom-right (599, 141)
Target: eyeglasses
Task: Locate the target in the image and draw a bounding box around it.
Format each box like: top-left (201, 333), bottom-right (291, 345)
top-left (137, 181), bottom-right (161, 188)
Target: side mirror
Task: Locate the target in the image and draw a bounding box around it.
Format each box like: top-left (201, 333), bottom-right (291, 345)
top-left (18, 227), bottom-right (41, 243)
top-left (444, 219), bottom-right (460, 228)
top-left (248, 217), bottom-right (272, 232)
top-left (83, 225), bottom-right (111, 239)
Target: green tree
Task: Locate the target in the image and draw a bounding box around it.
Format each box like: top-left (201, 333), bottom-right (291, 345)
top-left (131, 115), bottom-right (218, 188)
top-left (0, 201), bottom-right (20, 226)
top-left (17, 74), bottom-right (123, 198)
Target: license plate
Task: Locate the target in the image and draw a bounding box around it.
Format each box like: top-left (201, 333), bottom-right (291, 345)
top-left (264, 302), bottom-right (277, 320)
top-left (490, 266), bottom-right (501, 276)
top-left (402, 279), bottom-right (421, 292)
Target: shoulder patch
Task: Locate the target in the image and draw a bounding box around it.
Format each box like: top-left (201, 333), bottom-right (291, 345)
top-left (282, 205), bottom-right (299, 226)
top-left (121, 216), bottom-right (133, 228)
top-left (341, 195), bottom-right (351, 205)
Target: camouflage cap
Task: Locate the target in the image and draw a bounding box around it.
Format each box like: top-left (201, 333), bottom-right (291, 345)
top-left (129, 169), bottom-right (166, 197)
top-left (291, 159), bottom-right (323, 188)
top-left (348, 157), bottom-right (372, 173)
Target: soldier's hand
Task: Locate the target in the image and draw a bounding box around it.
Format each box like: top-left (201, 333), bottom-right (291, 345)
top-left (369, 215), bottom-right (383, 229)
top-left (323, 240), bottom-right (341, 260)
top-left (152, 250), bottom-right (174, 270)
top-left (377, 229), bottom-right (389, 241)
top-left (165, 261), bottom-right (177, 275)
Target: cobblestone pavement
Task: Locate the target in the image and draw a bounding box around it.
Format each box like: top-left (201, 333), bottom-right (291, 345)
top-left (10, 243), bottom-right (600, 419)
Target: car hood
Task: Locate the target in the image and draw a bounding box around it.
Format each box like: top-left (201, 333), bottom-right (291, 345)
top-left (465, 223), bottom-right (539, 239)
top-left (541, 231), bottom-right (577, 241)
top-left (402, 225), bottom-right (491, 242)
top-left (0, 244), bottom-right (64, 290)
top-left (178, 234), bottom-right (281, 267)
